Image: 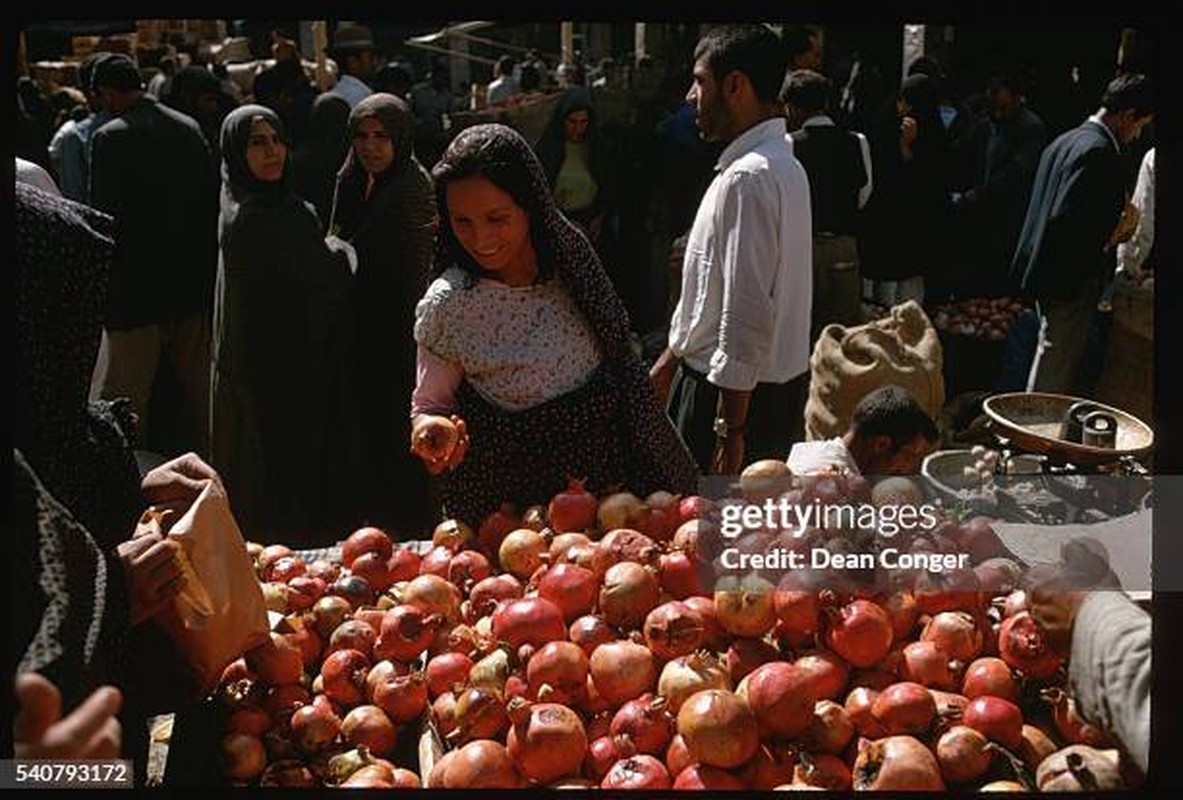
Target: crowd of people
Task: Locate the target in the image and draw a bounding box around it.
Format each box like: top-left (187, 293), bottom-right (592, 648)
top-left (12, 21), bottom-right (1154, 781)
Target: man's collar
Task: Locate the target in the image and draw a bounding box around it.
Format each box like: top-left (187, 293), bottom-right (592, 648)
top-left (716, 116), bottom-right (787, 171)
top-left (802, 114), bottom-right (836, 128)
top-left (1087, 112), bottom-right (1121, 152)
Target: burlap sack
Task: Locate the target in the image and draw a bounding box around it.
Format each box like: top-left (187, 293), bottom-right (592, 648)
top-left (805, 300), bottom-right (945, 441)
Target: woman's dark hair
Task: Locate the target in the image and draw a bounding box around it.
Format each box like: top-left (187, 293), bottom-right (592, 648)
top-left (430, 128), bottom-right (554, 282)
top-left (694, 23), bottom-right (786, 104)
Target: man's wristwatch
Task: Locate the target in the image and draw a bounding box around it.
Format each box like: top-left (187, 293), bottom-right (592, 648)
top-left (714, 417), bottom-right (745, 440)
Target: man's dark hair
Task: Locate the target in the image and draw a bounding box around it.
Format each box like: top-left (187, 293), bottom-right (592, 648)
top-left (373, 61), bottom-right (414, 95)
top-left (850, 385), bottom-right (939, 448)
top-left (1101, 72), bottom-right (1153, 117)
top-left (91, 54), bottom-right (143, 93)
top-left (519, 63), bottom-right (542, 92)
top-left (694, 24), bottom-right (787, 104)
top-left (986, 65), bottom-right (1027, 97)
top-left (496, 55), bottom-right (516, 76)
top-left (781, 69), bottom-right (830, 114)
top-left (783, 26), bottom-right (817, 62)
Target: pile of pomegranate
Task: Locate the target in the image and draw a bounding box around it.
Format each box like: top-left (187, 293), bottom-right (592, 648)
top-left (215, 473), bottom-right (1135, 790)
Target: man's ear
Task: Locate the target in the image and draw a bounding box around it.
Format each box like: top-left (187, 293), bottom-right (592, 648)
top-left (724, 70), bottom-right (747, 102)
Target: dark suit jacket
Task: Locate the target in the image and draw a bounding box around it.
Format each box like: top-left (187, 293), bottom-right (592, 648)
top-left (1010, 120), bottom-right (1124, 301)
top-left (90, 96), bottom-right (219, 329)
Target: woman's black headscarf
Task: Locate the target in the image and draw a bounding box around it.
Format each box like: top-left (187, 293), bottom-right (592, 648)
top-left (329, 92), bottom-right (433, 240)
top-left (533, 87), bottom-right (608, 204)
top-left (14, 182), bottom-right (143, 550)
top-left (219, 104), bottom-right (303, 236)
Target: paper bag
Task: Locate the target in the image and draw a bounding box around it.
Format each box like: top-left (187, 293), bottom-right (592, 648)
top-left (135, 479), bottom-right (270, 695)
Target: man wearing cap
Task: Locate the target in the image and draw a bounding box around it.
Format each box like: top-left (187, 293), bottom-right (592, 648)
top-left (88, 54), bottom-right (220, 459)
top-left (47, 51), bottom-right (115, 203)
top-left (329, 22), bottom-right (377, 108)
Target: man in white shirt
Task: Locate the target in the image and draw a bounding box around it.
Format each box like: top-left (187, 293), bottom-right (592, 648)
top-left (783, 69), bottom-right (872, 342)
top-left (650, 24), bottom-right (813, 475)
top-left (786, 384), bottom-right (938, 476)
top-left (1117, 146), bottom-right (1155, 282)
top-left (487, 55), bottom-right (520, 105)
top-left (328, 23), bottom-right (377, 108)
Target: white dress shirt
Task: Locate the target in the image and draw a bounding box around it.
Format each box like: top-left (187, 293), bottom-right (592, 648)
top-left (787, 437), bottom-right (861, 475)
top-left (668, 117), bottom-right (813, 391)
top-left (1117, 147), bottom-right (1155, 275)
top-left (799, 114), bottom-right (874, 209)
top-left (332, 74), bottom-right (373, 108)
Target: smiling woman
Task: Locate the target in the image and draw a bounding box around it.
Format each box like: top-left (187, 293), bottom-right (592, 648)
top-left (408, 123), bottom-right (698, 527)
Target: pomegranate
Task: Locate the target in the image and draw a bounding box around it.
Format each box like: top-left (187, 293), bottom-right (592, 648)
top-left (846, 687), bottom-right (885, 738)
top-left (676, 689), bottom-right (760, 769)
top-left (598, 491), bottom-right (645, 532)
top-left (261, 581), bottom-right (292, 613)
top-left (801, 699), bottom-right (855, 755)
top-left (506, 698), bottom-right (588, 784)
top-left (263, 684), bottom-right (310, 725)
top-left (259, 759), bottom-right (318, 787)
top-left (870, 681), bottom-right (937, 736)
top-left (658, 651), bottom-right (732, 713)
top-left (446, 549), bottom-right (491, 590)
top-left (364, 659), bottom-right (409, 700)
top-left (599, 561), bottom-right (661, 630)
top-left (727, 637), bottom-right (781, 683)
top-left (1020, 723), bottom-right (1059, 771)
top-left (320, 648), bottom-right (371, 707)
top-left (342, 526), bottom-right (393, 567)
top-left (673, 764), bottom-right (746, 789)
top-left (678, 495), bottom-right (717, 525)
top-left (522, 504), bottom-right (547, 531)
top-left (1042, 687), bottom-right (1108, 746)
top-left (672, 517), bottom-right (723, 562)
top-left (664, 734), bottom-right (693, 777)
top-left (491, 597), bottom-right (566, 649)
top-left (401, 574), bottom-right (461, 621)
top-left (425, 653), bottom-right (474, 698)
top-left (341, 705), bottom-right (397, 756)
top-left (373, 604), bottom-right (441, 662)
top-left (549, 478), bottom-right (598, 532)
top-left (682, 596), bottom-right (729, 651)
top-left (600, 528), bottom-right (661, 566)
top-left (823, 598), bottom-right (894, 668)
top-left (257, 544), bottom-right (294, 576)
top-left (419, 545), bottom-right (454, 579)
top-left (883, 590), bottom-right (920, 639)
top-left (479, 503), bottom-right (520, 558)
top-left (737, 661), bottom-right (815, 739)
top-left (740, 743), bottom-right (798, 789)
top-left (225, 706), bottom-right (270, 738)
top-left (962, 657), bottom-right (1019, 703)
top-left (340, 764), bottom-right (394, 788)
top-left (643, 601), bottom-right (705, 661)
top-left (386, 548), bottom-right (421, 583)
top-left (330, 574), bottom-right (375, 610)
top-left (499, 528), bottom-right (548, 580)
top-left (589, 640), bottom-right (657, 706)
top-left (658, 550), bottom-right (706, 599)
top-left (305, 558), bottom-right (339, 584)
top-left (432, 692), bottom-right (458, 740)
top-left (853, 735), bottom-right (945, 790)
top-left (568, 614), bottom-right (616, 657)
top-left (548, 531), bottom-right (592, 563)
top-left (921, 610), bottom-right (984, 663)
top-left (289, 702), bottom-right (340, 754)
top-left (221, 732), bottom-right (267, 782)
top-left (585, 735), bottom-right (621, 782)
top-left (311, 595), bottom-right (354, 640)
top-left (468, 574), bottom-right (523, 620)
top-left (913, 567), bottom-right (982, 615)
top-left (936, 725), bottom-right (992, 784)
top-left (998, 611), bottom-right (1063, 680)
top-left (426, 748), bottom-right (455, 788)
top-left (287, 575), bottom-right (327, 611)
top-left (372, 671), bottom-right (428, 723)
top-left (899, 641), bottom-right (956, 689)
top-left (350, 551), bottom-right (392, 593)
top-left (327, 618), bottom-right (377, 657)
top-left (1036, 745), bottom-right (1125, 790)
top-left (537, 563), bottom-right (598, 623)
top-left (433, 518), bottom-right (473, 553)
top-left (245, 633), bottom-right (303, 686)
top-left (526, 641), bottom-right (589, 705)
top-left (443, 740), bottom-right (523, 788)
top-left (1000, 589), bottom-right (1029, 618)
top-left (963, 695), bottom-right (1023, 750)
top-left (601, 755), bottom-right (671, 789)
top-left (279, 620), bottom-right (322, 666)
top-left (714, 573), bottom-right (777, 638)
top-left (794, 650), bottom-right (851, 701)
top-left (773, 579), bottom-right (821, 647)
top-left (611, 694), bottom-right (674, 756)
top-left (452, 684), bottom-right (510, 744)
top-left (791, 752), bottom-right (852, 790)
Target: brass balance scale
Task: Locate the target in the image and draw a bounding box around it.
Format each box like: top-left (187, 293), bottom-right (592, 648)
top-left (923, 392), bottom-right (1154, 524)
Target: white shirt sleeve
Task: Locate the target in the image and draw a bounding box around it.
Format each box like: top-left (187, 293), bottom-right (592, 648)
top-left (855, 131), bottom-right (873, 210)
top-left (706, 169), bottom-right (780, 391)
top-left (1117, 148), bottom-right (1154, 275)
